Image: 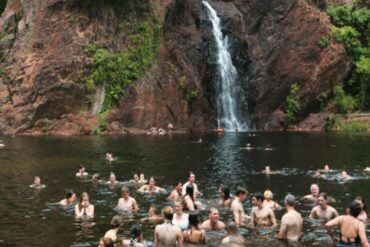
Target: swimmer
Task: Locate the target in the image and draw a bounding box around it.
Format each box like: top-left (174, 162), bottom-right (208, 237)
top-left (326, 201), bottom-right (370, 247)
top-left (183, 185), bottom-right (197, 212)
top-left (341, 170), bottom-right (352, 180)
top-left (29, 176), bottom-right (46, 189)
top-left (172, 200), bottom-right (189, 231)
top-left (221, 222), bottom-right (246, 245)
top-left (0, 142), bottom-right (5, 148)
top-left (183, 213), bottom-right (206, 244)
top-left (199, 207), bottom-right (225, 231)
top-left (265, 144), bottom-right (273, 151)
top-left (219, 185), bottom-right (232, 208)
top-left (122, 224), bottom-right (147, 247)
top-left (106, 172), bottom-right (118, 186)
top-left (196, 138), bottom-right (203, 143)
top-left (278, 195), bottom-right (303, 243)
top-left (355, 196), bottom-right (368, 225)
top-left (92, 173), bottom-right (101, 184)
top-left (98, 237), bottom-right (114, 247)
top-left (244, 143), bottom-right (253, 150)
top-left (262, 166), bottom-right (278, 175)
top-left (116, 186), bottom-right (138, 212)
top-left (263, 190), bottom-right (282, 211)
top-left (130, 174), bottom-right (140, 186)
top-left (104, 215), bottom-right (122, 242)
top-left (139, 174), bottom-right (147, 184)
top-left (59, 191), bottom-right (77, 206)
top-left (182, 171), bottom-right (202, 199)
top-left (75, 192), bottom-right (94, 218)
top-left (364, 167), bottom-right (370, 173)
top-left (303, 183), bottom-right (320, 203)
top-left (154, 206), bottom-right (183, 247)
top-left (76, 164), bottom-right (88, 177)
top-left (168, 180), bottom-right (182, 201)
top-left (309, 192), bottom-right (338, 221)
top-left (313, 169), bottom-right (322, 178)
top-left (140, 206), bottom-right (163, 223)
top-left (231, 187), bottom-right (250, 227)
top-left (150, 127), bottom-right (158, 135)
top-left (105, 153), bottom-right (114, 162)
top-left (250, 193), bottom-right (277, 228)
top-left (323, 164), bottom-right (332, 172)
top-left (138, 177), bottom-right (166, 193)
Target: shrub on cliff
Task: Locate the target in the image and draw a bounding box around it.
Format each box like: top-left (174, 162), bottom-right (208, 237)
top-left (285, 83), bottom-right (301, 126)
top-left (328, 3), bottom-right (370, 109)
top-left (332, 84), bottom-right (358, 114)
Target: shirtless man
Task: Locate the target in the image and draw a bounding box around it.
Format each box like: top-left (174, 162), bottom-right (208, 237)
top-left (59, 191), bottom-right (77, 206)
top-left (250, 193), bottom-right (277, 228)
top-left (309, 192), bottom-right (338, 221)
top-left (116, 186), bottom-right (138, 212)
top-left (231, 188), bottom-right (250, 226)
top-left (303, 184), bottom-right (320, 203)
top-left (138, 177), bottom-right (166, 193)
top-left (182, 172), bottom-right (201, 199)
top-left (76, 165), bottom-right (88, 177)
top-left (154, 206), bottom-right (183, 247)
top-left (199, 207), bottom-right (225, 231)
top-left (106, 172), bottom-right (118, 186)
top-left (278, 195), bottom-right (303, 243)
top-left (168, 181), bottom-right (182, 201)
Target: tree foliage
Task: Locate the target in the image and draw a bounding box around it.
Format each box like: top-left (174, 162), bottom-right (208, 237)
top-left (285, 83), bottom-right (301, 126)
top-left (328, 3), bottom-right (370, 109)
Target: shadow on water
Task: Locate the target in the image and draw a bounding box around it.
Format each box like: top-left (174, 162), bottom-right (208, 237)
top-left (0, 132), bottom-right (369, 246)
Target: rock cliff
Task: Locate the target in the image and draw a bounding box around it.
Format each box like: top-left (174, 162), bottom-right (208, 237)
top-left (0, 0), bottom-right (351, 134)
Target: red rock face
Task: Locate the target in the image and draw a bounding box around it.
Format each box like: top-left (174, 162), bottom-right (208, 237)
top-left (0, 0), bottom-right (351, 135)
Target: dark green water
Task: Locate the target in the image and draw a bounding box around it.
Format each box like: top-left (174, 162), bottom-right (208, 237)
top-left (0, 132), bottom-right (369, 247)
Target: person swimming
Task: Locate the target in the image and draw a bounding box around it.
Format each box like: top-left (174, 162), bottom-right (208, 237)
top-left (168, 180), bottom-right (182, 201)
top-left (244, 143), bottom-right (253, 150)
top-left (116, 186), bottom-right (139, 212)
top-left (75, 192), bottom-right (94, 218)
top-left (221, 222), bottom-right (246, 245)
top-left (76, 164), bottom-right (88, 177)
top-left (183, 213), bottom-right (206, 244)
top-left (313, 169), bottom-right (322, 178)
top-left (92, 173), bottom-right (101, 184)
top-left (105, 153), bottom-right (114, 162)
top-left (138, 177), bottom-right (166, 193)
top-left (29, 176), bottom-right (46, 189)
top-left (140, 206), bottom-right (163, 223)
top-left (155, 206), bottom-right (183, 247)
top-left (263, 190), bottom-right (282, 211)
top-left (59, 191), bottom-right (77, 206)
top-left (340, 171), bottom-right (352, 180)
top-left (104, 215), bottom-right (122, 242)
top-left (106, 172), bottom-right (118, 187)
top-left (122, 224), bottom-right (147, 247)
top-left (219, 185), bottom-right (232, 208)
top-left (172, 200), bottom-right (189, 231)
top-left (303, 183), bottom-right (320, 203)
top-left (199, 207), bottom-right (225, 231)
top-left (250, 192), bottom-right (277, 228)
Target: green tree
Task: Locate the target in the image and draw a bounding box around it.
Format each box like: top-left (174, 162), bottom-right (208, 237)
top-left (285, 84), bottom-right (301, 126)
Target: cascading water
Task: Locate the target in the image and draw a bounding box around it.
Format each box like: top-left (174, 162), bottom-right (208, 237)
top-left (203, 1), bottom-right (249, 131)
top-left (90, 85), bottom-right (105, 114)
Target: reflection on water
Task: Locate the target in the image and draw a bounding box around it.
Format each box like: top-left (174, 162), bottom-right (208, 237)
top-left (0, 133), bottom-right (370, 246)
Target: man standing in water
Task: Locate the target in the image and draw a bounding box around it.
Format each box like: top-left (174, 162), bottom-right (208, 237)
top-left (309, 192), bottom-right (338, 221)
top-left (278, 195), bottom-right (303, 243)
top-left (199, 207), bottom-right (226, 231)
top-left (182, 172), bottom-right (201, 199)
top-left (250, 193), bottom-right (277, 228)
top-left (116, 186), bottom-right (138, 212)
top-left (231, 188), bottom-right (250, 226)
top-left (304, 184), bottom-right (320, 203)
top-left (154, 206), bottom-right (183, 247)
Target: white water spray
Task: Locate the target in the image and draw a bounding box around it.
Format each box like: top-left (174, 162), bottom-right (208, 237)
top-left (90, 85), bottom-right (105, 114)
top-left (203, 1), bottom-right (249, 131)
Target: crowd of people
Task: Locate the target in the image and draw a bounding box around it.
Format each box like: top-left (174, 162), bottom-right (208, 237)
top-left (29, 162), bottom-right (370, 247)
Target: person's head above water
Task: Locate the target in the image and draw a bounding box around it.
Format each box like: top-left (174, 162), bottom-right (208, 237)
top-left (188, 171), bottom-right (195, 183)
top-left (121, 186), bottom-right (130, 198)
top-left (109, 172), bottom-right (116, 182)
top-left (226, 222), bottom-right (239, 236)
top-left (318, 192), bottom-right (328, 209)
top-left (264, 190), bottom-right (273, 200)
top-left (79, 165), bottom-right (85, 172)
top-left (66, 191), bottom-right (77, 202)
top-left (284, 194), bottom-right (296, 207)
top-left (162, 206), bottom-right (174, 221)
top-left (92, 173), bottom-right (100, 182)
top-left (265, 166), bottom-right (271, 173)
top-left (33, 176), bottom-right (41, 185)
top-left (310, 184), bottom-right (319, 197)
top-left (252, 192), bottom-right (264, 207)
top-left (208, 207), bottom-right (220, 222)
top-left (348, 200), bottom-right (362, 218)
top-left (173, 180), bottom-right (182, 190)
top-left (110, 215), bottom-right (122, 229)
top-left (236, 187), bottom-right (248, 201)
top-left (219, 185), bottom-right (230, 200)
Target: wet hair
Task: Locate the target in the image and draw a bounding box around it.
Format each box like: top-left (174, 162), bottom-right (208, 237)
top-left (236, 187), bottom-right (248, 196)
top-left (130, 224), bottom-right (142, 239)
top-left (310, 183), bottom-right (319, 190)
top-left (173, 180), bottom-right (182, 187)
top-left (319, 192), bottom-right (328, 200)
top-left (34, 176), bottom-right (40, 181)
top-left (208, 207), bottom-right (218, 215)
top-left (110, 215), bottom-right (122, 228)
top-left (284, 194), bottom-right (296, 207)
top-left (348, 201), bottom-right (362, 218)
top-left (220, 185), bottom-right (231, 200)
top-left (185, 185), bottom-right (195, 201)
top-left (79, 192), bottom-right (89, 211)
top-left (355, 196), bottom-right (368, 214)
top-left (147, 176), bottom-right (155, 185)
top-left (188, 212), bottom-right (200, 228)
top-left (66, 191), bottom-right (74, 199)
top-left (264, 190), bottom-right (273, 200)
top-left (110, 172), bottom-right (115, 178)
top-left (121, 186), bottom-right (129, 193)
top-left (226, 222), bottom-right (239, 235)
top-left (253, 192), bottom-right (264, 202)
top-left (79, 164), bottom-right (85, 169)
top-left (100, 237), bottom-right (114, 247)
top-left (92, 173), bottom-right (100, 180)
top-left (162, 206), bottom-right (174, 221)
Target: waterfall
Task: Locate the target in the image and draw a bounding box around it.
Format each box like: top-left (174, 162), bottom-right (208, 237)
top-left (203, 1), bottom-right (249, 131)
top-left (90, 85), bottom-right (105, 114)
